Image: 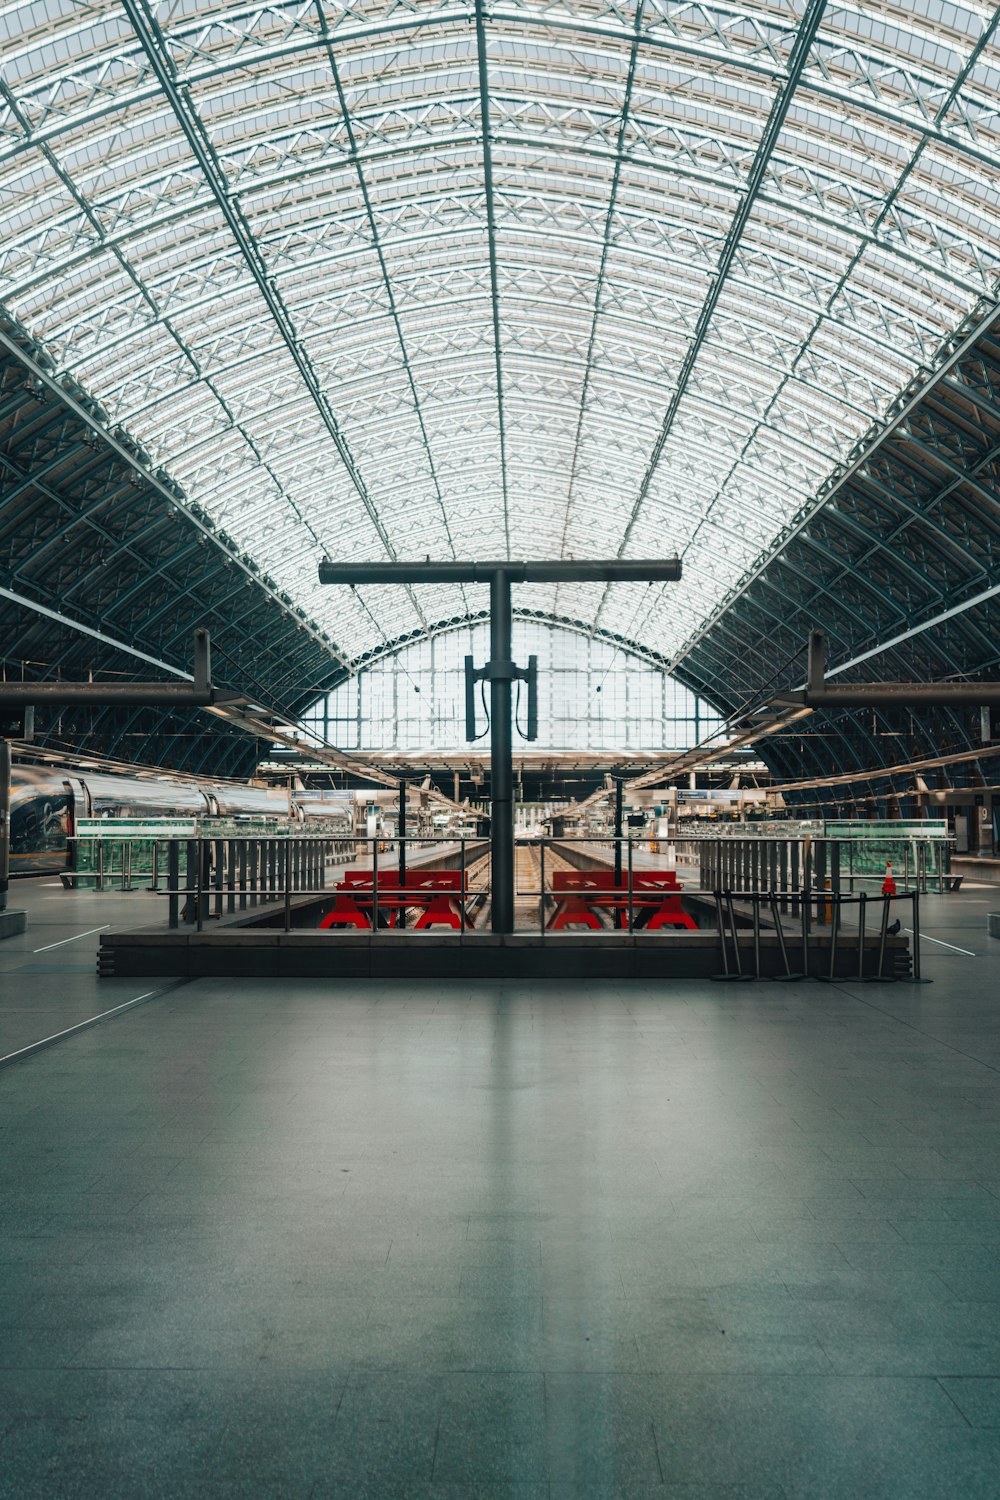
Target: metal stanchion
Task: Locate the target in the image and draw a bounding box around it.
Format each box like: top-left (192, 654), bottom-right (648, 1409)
top-left (249, 842), bottom-right (259, 909)
top-left (752, 893), bottom-right (762, 979)
top-left (460, 839), bottom-right (466, 934)
top-left (726, 889), bottom-right (752, 981)
top-left (284, 841), bottom-right (292, 932)
top-left (168, 841), bottom-right (179, 929)
top-left (712, 891), bottom-right (731, 979)
top-left (910, 889), bottom-right (931, 983)
top-left (226, 840), bottom-right (236, 914)
top-left (818, 889), bottom-right (840, 983)
top-left (372, 839), bottom-right (379, 931)
top-left (539, 840), bottom-right (546, 936)
top-left (202, 843), bottom-right (213, 928)
top-left (799, 889), bottom-right (811, 979)
top-left (869, 894), bottom-right (893, 982)
top-left (857, 890), bottom-right (866, 980)
top-left (768, 892), bottom-right (799, 980)
top-left (196, 843), bottom-right (206, 932)
top-left (627, 837), bottom-right (634, 934)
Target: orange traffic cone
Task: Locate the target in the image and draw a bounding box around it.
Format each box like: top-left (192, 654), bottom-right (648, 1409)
top-left (881, 861), bottom-right (897, 897)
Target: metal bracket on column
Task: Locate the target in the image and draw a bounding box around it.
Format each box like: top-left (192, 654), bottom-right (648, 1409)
top-left (772, 630), bottom-right (1000, 709)
top-left (0, 630), bottom-right (244, 709)
top-left (483, 660), bottom-right (518, 681)
top-left (466, 657), bottom-right (537, 742)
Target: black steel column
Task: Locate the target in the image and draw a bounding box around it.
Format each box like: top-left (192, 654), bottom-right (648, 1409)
top-left (398, 777), bottom-right (407, 889)
top-left (613, 778), bottom-right (624, 885)
top-left (0, 739), bottom-right (10, 914)
top-left (316, 559), bottom-right (684, 936)
top-left (490, 568), bottom-right (514, 933)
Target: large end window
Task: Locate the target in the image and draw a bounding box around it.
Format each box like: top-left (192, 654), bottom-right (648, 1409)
top-left (300, 622), bottom-right (724, 751)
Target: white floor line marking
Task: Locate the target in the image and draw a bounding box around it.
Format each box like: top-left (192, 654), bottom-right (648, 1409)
top-left (33, 925), bottom-right (110, 953)
top-left (0, 988), bottom-right (175, 1069)
top-left (904, 929), bottom-right (976, 957)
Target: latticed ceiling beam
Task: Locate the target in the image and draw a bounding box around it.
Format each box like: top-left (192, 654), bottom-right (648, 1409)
top-left (119, 0), bottom-right (397, 565)
top-left (674, 296), bottom-right (1000, 675)
top-left (0, 325), bottom-right (350, 671)
top-left (473, 0), bottom-right (511, 558)
top-left (593, 0), bottom-right (831, 597)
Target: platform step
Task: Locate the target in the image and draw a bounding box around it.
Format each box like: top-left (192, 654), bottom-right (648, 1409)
top-left (96, 949), bottom-right (117, 978)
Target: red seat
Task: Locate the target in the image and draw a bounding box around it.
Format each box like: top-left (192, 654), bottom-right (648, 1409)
top-left (547, 869), bottom-right (695, 930)
top-left (319, 867), bottom-right (469, 929)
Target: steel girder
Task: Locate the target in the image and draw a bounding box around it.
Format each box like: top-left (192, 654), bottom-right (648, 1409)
top-left (0, 335), bottom-right (344, 773)
top-left (675, 312), bottom-right (1000, 796)
top-left (2, 0), bottom-right (1000, 663)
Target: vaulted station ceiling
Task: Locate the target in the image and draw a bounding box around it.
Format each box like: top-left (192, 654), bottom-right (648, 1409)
top-left (2, 0), bottom-right (1000, 677)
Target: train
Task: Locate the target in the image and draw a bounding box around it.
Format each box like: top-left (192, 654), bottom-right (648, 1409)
top-left (8, 762), bottom-right (356, 876)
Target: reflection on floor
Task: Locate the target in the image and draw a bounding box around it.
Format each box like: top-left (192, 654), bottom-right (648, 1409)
top-left (2, 878), bottom-right (1000, 1497)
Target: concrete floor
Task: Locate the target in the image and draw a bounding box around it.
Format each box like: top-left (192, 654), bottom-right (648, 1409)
top-left (2, 878), bottom-right (1000, 1497)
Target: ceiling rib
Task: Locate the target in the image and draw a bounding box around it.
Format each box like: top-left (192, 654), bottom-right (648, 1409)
top-left (557, 0), bottom-right (645, 593)
top-left (312, 0), bottom-right (473, 624)
top-left (0, 74), bottom-right (352, 599)
top-left (121, 0), bottom-right (430, 639)
top-left (1, 0), bottom-right (998, 683)
top-left (589, 0), bottom-right (831, 636)
top-left (671, 294), bottom-right (1000, 676)
top-left (474, 0), bottom-right (511, 558)
top-left (0, 324), bottom-right (350, 671)
top-left (0, 583), bottom-right (191, 679)
top-left (629, 5), bottom-right (1000, 653)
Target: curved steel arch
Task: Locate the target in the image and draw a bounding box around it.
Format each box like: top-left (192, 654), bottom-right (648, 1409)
top-left (673, 312), bottom-right (1000, 788)
top-left (2, 0), bottom-right (999, 670)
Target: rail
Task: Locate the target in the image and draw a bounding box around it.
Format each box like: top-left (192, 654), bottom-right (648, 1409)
top-left (671, 833), bottom-right (947, 894)
top-left (161, 836), bottom-right (489, 932)
top-left (68, 832), bottom-right (355, 894)
top-left (132, 834), bottom-right (926, 980)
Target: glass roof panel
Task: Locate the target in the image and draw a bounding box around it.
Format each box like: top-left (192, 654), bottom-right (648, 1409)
top-left (1, 0), bottom-right (998, 669)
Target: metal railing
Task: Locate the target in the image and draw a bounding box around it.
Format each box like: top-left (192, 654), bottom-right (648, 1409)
top-left (70, 834), bottom-right (355, 895)
top-left (709, 887), bottom-right (923, 983)
top-left (164, 835), bottom-right (489, 931)
top-left (110, 831), bottom-right (931, 979)
top-left (675, 832), bottom-right (948, 894)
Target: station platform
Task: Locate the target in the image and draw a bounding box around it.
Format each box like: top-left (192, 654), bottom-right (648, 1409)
top-left (3, 873), bottom-right (1000, 1497)
top-left (952, 853), bottom-right (1000, 886)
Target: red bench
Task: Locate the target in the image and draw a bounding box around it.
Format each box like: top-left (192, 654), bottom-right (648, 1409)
top-left (319, 868), bottom-right (470, 929)
top-left (547, 869), bottom-right (696, 930)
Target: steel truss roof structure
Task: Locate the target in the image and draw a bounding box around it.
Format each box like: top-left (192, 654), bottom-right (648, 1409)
top-left (3, 0), bottom-right (1000, 661)
top-left (0, 319), bottom-right (337, 774)
top-left (2, 0), bottom-right (1000, 788)
top-left (678, 299), bottom-right (1000, 804)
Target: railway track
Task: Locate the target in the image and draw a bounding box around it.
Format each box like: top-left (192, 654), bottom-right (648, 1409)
top-left (395, 840), bottom-right (670, 930)
top-left (514, 842), bottom-right (580, 929)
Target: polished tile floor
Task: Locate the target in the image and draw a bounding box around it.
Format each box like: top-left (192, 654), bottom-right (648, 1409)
top-left (2, 880), bottom-right (1000, 1496)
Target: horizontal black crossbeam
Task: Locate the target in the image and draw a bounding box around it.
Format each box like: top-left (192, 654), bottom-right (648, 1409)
top-left (318, 559), bottom-right (682, 585)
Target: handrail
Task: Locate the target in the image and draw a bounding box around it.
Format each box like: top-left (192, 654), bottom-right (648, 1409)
top-left (71, 830), bottom-right (928, 980)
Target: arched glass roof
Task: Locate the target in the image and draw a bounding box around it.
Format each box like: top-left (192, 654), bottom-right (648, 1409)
top-left (1, 0), bottom-right (998, 671)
